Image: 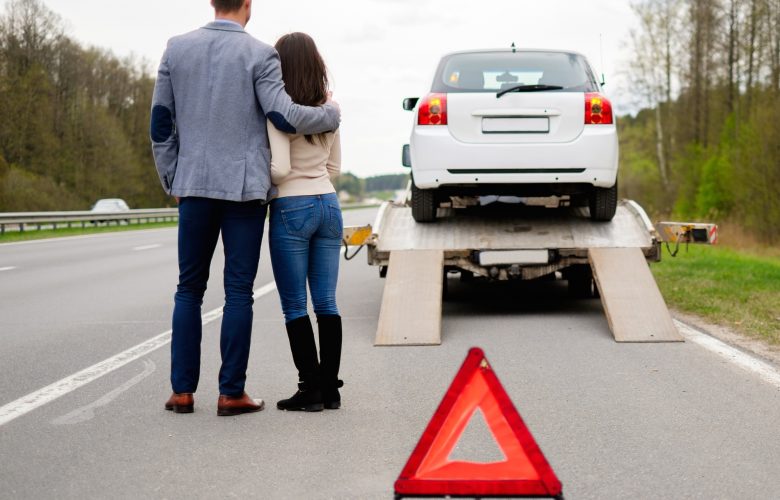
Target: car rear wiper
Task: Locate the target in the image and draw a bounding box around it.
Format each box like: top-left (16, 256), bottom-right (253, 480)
top-left (496, 84), bottom-right (564, 98)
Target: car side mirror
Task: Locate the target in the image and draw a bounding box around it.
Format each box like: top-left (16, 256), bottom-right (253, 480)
top-left (403, 97), bottom-right (419, 111)
top-left (402, 144), bottom-right (411, 168)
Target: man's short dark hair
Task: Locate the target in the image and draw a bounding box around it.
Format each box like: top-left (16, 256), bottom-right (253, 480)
top-left (212, 0), bottom-right (244, 12)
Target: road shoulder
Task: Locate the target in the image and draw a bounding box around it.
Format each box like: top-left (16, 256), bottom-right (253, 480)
top-left (673, 309), bottom-right (780, 367)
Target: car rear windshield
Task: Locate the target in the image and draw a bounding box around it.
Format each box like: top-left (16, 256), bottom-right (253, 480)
top-left (432, 51), bottom-right (600, 93)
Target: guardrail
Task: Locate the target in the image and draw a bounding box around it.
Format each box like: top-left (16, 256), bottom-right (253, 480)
top-left (0, 208), bottom-right (179, 235)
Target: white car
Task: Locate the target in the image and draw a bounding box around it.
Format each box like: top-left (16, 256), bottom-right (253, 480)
top-left (90, 198), bottom-right (130, 223)
top-left (90, 198), bottom-right (130, 212)
top-left (402, 48), bottom-right (618, 222)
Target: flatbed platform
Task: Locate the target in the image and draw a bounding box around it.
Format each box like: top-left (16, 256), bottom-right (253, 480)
top-left (373, 201), bottom-right (656, 255)
top-left (347, 199), bottom-right (702, 346)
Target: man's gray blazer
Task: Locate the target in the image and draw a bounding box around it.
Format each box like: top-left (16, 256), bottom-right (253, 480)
top-left (150, 22), bottom-right (340, 202)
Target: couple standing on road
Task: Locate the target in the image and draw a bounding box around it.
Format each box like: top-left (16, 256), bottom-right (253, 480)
top-left (150, 0), bottom-right (344, 416)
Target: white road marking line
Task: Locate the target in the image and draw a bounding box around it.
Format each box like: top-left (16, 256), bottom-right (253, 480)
top-left (675, 319), bottom-right (780, 390)
top-left (51, 359), bottom-right (157, 425)
top-left (252, 281), bottom-right (279, 301)
top-left (133, 244), bottom-right (162, 251)
top-left (0, 281), bottom-right (278, 427)
top-left (0, 266), bottom-right (16, 272)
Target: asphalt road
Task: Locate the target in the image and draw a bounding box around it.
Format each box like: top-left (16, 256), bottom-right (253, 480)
top-left (1, 207), bottom-right (778, 499)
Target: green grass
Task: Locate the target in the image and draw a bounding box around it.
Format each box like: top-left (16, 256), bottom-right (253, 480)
top-left (0, 221), bottom-right (178, 243)
top-left (652, 245), bottom-right (780, 344)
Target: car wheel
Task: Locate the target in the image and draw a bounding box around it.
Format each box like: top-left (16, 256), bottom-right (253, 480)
top-left (589, 181), bottom-right (618, 221)
top-left (411, 179), bottom-right (437, 223)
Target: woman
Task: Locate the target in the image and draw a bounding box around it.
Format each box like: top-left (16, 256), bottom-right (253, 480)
top-left (268, 32), bottom-right (343, 412)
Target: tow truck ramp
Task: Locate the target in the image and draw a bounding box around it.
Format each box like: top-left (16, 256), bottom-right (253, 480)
top-left (344, 200), bottom-right (713, 346)
top-left (589, 247), bottom-right (681, 342)
top-left (376, 250), bottom-right (444, 345)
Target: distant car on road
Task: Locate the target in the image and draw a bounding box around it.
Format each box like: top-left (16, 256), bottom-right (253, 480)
top-left (90, 199), bottom-right (130, 213)
top-left (402, 48), bottom-right (619, 222)
top-left (90, 198), bottom-right (130, 224)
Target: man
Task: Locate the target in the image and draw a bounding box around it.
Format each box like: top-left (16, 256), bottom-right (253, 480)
top-left (150, 0), bottom-right (340, 416)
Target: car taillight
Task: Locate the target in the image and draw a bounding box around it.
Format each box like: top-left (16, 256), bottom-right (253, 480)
top-left (418, 93), bottom-right (448, 126)
top-left (585, 92), bottom-right (613, 125)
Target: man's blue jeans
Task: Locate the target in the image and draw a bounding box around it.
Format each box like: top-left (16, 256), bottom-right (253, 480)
top-left (171, 197), bottom-right (267, 396)
top-left (269, 193), bottom-right (342, 323)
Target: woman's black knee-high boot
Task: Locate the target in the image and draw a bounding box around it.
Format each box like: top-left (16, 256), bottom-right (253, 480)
top-left (277, 316), bottom-right (324, 412)
top-left (317, 314), bottom-right (343, 409)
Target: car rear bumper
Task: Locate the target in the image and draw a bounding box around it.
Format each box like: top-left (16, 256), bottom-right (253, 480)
top-left (410, 125), bottom-right (618, 189)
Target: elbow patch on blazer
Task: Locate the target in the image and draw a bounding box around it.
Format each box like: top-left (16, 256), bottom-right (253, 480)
top-left (150, 105), bottom-right (174, 143)
top-left (267, 111), bottom-right (297, 134)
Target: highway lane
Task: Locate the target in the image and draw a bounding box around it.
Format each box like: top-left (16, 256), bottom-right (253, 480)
top-left (1, 207), bottom-right (779, 499)
top-left (0, 210), bottom-right (376, 406)
top-left (0, 227), bottom-right (191, 403)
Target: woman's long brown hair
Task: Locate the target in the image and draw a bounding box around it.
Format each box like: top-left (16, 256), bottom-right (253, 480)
top-left (274, 32), bottom-right (329, 145)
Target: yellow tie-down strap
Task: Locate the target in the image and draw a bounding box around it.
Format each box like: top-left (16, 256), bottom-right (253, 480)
top-left (656, 222), bottom-right (718, 244)
top-left (342, 225), bottom-right (373, 247)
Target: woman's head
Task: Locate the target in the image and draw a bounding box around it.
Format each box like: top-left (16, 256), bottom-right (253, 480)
top-left (275, 32), bottom-right (328, 108)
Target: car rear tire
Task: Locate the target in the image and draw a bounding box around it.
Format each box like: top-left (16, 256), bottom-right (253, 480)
top-left (411, 180), bottom-right (437, 223)
top-left (589, 181), bottom-right (618, 222)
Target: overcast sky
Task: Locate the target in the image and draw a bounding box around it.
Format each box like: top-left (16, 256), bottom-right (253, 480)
top-left (4, 0), bottom-right (638, 178)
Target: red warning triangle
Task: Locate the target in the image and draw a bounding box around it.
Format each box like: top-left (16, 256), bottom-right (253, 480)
top-left (394, 348), bottom-right (562, 498)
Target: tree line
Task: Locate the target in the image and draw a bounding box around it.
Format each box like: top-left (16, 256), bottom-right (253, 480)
top-left (0, 0), bottom-right (409, 212)
top-left (621, 0), bottom-right (780, 242)
top-left (6, 0), bottom-right (776, 243)
top-left (333, 173), bottom-right (409, 198)
top-left (0, 0), bottom-right (166, 211)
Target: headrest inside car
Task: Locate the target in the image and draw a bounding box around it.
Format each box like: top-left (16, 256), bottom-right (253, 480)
top-left (458, 70), bottom-right (484, 90)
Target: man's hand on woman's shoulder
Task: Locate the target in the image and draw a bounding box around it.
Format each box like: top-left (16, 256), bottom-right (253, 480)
top-left (326, 92), bottom-right (341, 115)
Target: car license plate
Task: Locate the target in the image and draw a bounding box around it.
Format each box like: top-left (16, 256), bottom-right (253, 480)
top-left (478, 250), bottom-right (550, 265)
top-left (482, 117), bottom-right (550, 134)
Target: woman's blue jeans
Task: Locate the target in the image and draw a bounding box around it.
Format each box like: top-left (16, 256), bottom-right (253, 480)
top-left (269, 193), bottom-right (342, 323)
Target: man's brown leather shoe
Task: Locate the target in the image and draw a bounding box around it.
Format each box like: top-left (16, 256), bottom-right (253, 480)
top-left (164, 393), bottom-right (194, 414)
top-left (217, 392), bottom-right (265, 416)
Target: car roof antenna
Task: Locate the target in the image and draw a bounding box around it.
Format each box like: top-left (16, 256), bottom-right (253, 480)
top-left (511, 42), bottom-right (516, 53)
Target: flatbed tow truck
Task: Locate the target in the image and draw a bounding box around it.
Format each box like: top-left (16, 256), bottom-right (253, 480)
top-left (343, 195), bottom-right (716, 346)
